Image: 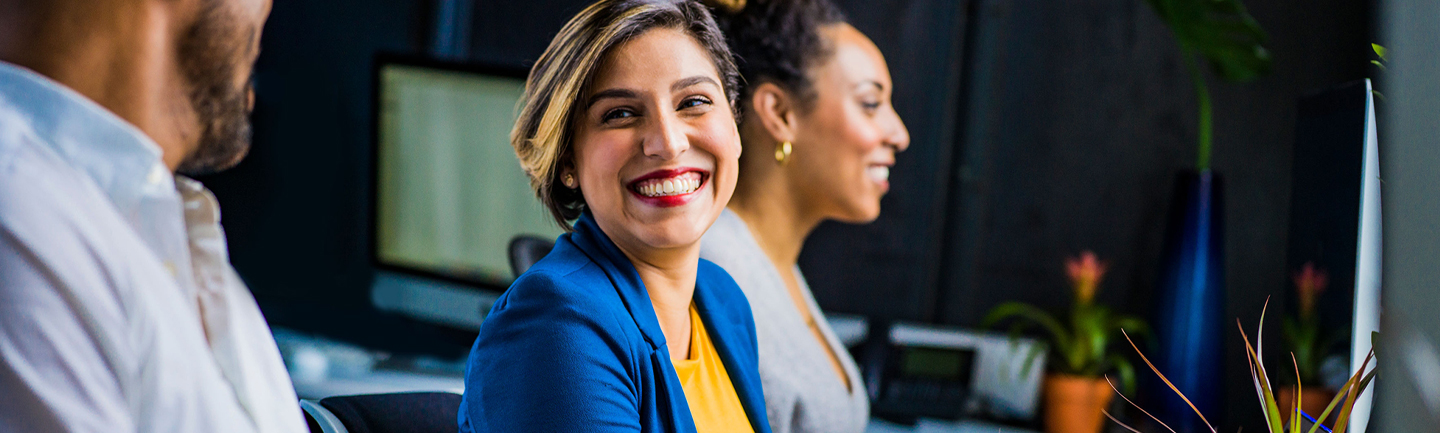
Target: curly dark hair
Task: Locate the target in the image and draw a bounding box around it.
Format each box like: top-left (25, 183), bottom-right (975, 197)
top-left (708, 0), bottom-right (847, 112)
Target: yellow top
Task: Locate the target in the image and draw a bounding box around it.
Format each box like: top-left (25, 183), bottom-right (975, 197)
top-left (672, 305), bottom-right (755, 433)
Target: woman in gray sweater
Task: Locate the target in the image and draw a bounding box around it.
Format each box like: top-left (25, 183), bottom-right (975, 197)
top-left (700, 1), bottom-right (911, 431)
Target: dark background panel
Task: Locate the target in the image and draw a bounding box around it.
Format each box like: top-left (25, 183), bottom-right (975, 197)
top-left (930, 0), bottom-right (1373, 429)
top-left (467, 0), bottom-right (590, 66)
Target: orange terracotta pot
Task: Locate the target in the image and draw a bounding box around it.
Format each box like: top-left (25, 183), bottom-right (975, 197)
top-left (1043, 374), bottom-right (1115, 433)
top-left (1277, 386), bottom-right (1337, 426)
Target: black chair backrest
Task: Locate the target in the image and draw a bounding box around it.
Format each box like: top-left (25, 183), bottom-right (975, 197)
top-left (508, 235), bottom-right (555, 278)
top-left (318, 392), bottom-right (461, 433)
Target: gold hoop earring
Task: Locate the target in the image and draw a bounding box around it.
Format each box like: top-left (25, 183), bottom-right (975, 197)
top-left (562, 173), bottom-right (576, 189)
top-left (774, 141), bottom-right (792, 165)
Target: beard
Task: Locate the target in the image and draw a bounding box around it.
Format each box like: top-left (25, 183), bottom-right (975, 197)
top-left (175, 0), bottom-right (256, 176)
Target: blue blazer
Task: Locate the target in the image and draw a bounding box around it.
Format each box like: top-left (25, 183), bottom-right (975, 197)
top-left (458, 213), bottom-right (773, 433)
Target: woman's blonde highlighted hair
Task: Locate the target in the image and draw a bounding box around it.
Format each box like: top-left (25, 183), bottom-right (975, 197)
top-left (513, 0), bottom-right (740, 230)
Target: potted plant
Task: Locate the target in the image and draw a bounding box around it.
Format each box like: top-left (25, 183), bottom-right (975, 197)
top-left (1278, 262), bottom-right (1342, 423)
top-left (1107, 301), bottom-right (1377, 433)
top-left (983, 251), bottom-right (1149, 433)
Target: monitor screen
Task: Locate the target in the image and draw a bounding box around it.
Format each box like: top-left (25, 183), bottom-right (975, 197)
top-left (374, 60), bottom-right (563, 287)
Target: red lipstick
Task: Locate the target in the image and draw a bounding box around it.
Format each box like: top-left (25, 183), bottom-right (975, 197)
top-left (627, 168), bottom-right (709, 208)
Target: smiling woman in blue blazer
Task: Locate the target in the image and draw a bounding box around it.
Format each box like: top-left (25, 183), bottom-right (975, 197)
top-left (457, 1), bottom-right (770, 432)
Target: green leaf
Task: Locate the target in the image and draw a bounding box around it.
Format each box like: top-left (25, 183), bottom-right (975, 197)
top-left (1021, 343), bottom-right (1047, 378)
top-left (1239, 318), bottom-right (1284, 433)
top-left (1074, 305), bottom-right (1109, 371)
top-left (1142, 0), bottom-right (1271, 170)
top-left (1291, 353), bottom-right (1303, 433)
top-left (1111, 315), bottom-right (1150, 337)
top-left (1308, 378), bottom-right (1351, 433)
top-left (1372, 43), bottom-right (1388, 61)
top-left (982, 302), bottom-right (1074, 358)
top-left (1305, 362), bottom-right (1376, 433)
top-left (1106, 353), bottom-right (1139, 396)
top-left (1333, 350), bottom-right (1376, 433)
top-left (1143, 0), bottom-right (1272, 83)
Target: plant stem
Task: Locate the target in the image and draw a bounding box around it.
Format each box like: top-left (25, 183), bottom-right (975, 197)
top-left (1181, 47), bottom-right (1213, 171)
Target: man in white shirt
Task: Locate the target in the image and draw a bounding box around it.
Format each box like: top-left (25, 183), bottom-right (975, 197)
top-left (0, 0), bottom-right (306, 432)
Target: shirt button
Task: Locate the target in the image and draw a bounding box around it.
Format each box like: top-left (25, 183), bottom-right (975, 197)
top-left (148, 164), bottom-right (167, 185)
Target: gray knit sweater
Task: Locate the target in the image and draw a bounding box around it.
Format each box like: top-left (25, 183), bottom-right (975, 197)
top-left (700, 209), bottom-right (869, 433)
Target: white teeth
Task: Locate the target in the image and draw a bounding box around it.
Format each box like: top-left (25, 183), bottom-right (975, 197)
top-left (867, 166), bottom-right (890, 182)
top-left (634, 172), bottom-right (703, 198)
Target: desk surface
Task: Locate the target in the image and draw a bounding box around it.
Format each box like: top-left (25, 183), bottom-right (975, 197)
top-left (295, 367), bottom-right (1035, 433)
top-left (866, 418), bottom-right (1038, 433)
top-left (279, 325), bottom-right (1037, 433)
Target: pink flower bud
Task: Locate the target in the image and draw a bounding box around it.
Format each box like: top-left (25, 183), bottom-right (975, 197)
top-left (1066, 251), bottom-right (1108, 304)
top-left (1292, 262), bottom-right (1328, 318)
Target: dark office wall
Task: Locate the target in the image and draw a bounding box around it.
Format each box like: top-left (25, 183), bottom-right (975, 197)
top-left (917, 0), bottom-right (1373, 429)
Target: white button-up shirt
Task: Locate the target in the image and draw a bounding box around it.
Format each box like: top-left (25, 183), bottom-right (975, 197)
top-left (0, 62), bottom-right (306, 433)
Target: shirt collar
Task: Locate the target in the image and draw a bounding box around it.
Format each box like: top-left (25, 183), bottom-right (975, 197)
top-left (0, 61), bottom-right (172, 213)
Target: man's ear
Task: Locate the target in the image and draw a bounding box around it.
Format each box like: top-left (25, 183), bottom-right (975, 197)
top-left (748, 82), bottom-right (798, 144)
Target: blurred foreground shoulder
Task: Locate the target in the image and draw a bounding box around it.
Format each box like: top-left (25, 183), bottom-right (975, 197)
top-left (0, 103), bottom-right (137, 433)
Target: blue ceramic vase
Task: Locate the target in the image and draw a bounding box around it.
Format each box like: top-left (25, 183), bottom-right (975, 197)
top-left (1151, 170), bottom-right (1225, 432)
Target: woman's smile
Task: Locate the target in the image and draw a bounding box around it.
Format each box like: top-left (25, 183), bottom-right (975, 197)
top-left (865, 163), bottom-right (891, 191)
top-left (628, 168), bottom-right (710, 207)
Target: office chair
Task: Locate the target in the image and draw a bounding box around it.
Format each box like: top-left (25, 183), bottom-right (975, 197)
top-left (300, 392), bottom-right (463, 433)
top-left (507, 235), bottom-right (555, 278)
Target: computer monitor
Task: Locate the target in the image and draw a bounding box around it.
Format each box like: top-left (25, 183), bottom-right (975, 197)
top-left (1286, 79), bottom-right (1381, 432)
top-left (368, 55), bottom-right (563, 330)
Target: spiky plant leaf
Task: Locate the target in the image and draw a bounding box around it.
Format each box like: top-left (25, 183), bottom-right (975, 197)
top-left (1291, 353), bottom-right (1303, 433)
top-left (1307, 375), bottom-right (1353, 433)
top-left (1104, 409), bottom-right (1146, 433)
top-left (1123, 330), bottom-right (1218, 432)
top-left (1106, 375), bottom-right (1179, 433)
top-left (1304, 366), bottom-right (1374, 433)
top-left (1332, 350), bottom-right (1375, 433)
top-left (1239, 317), bottom-right (1284, 433)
